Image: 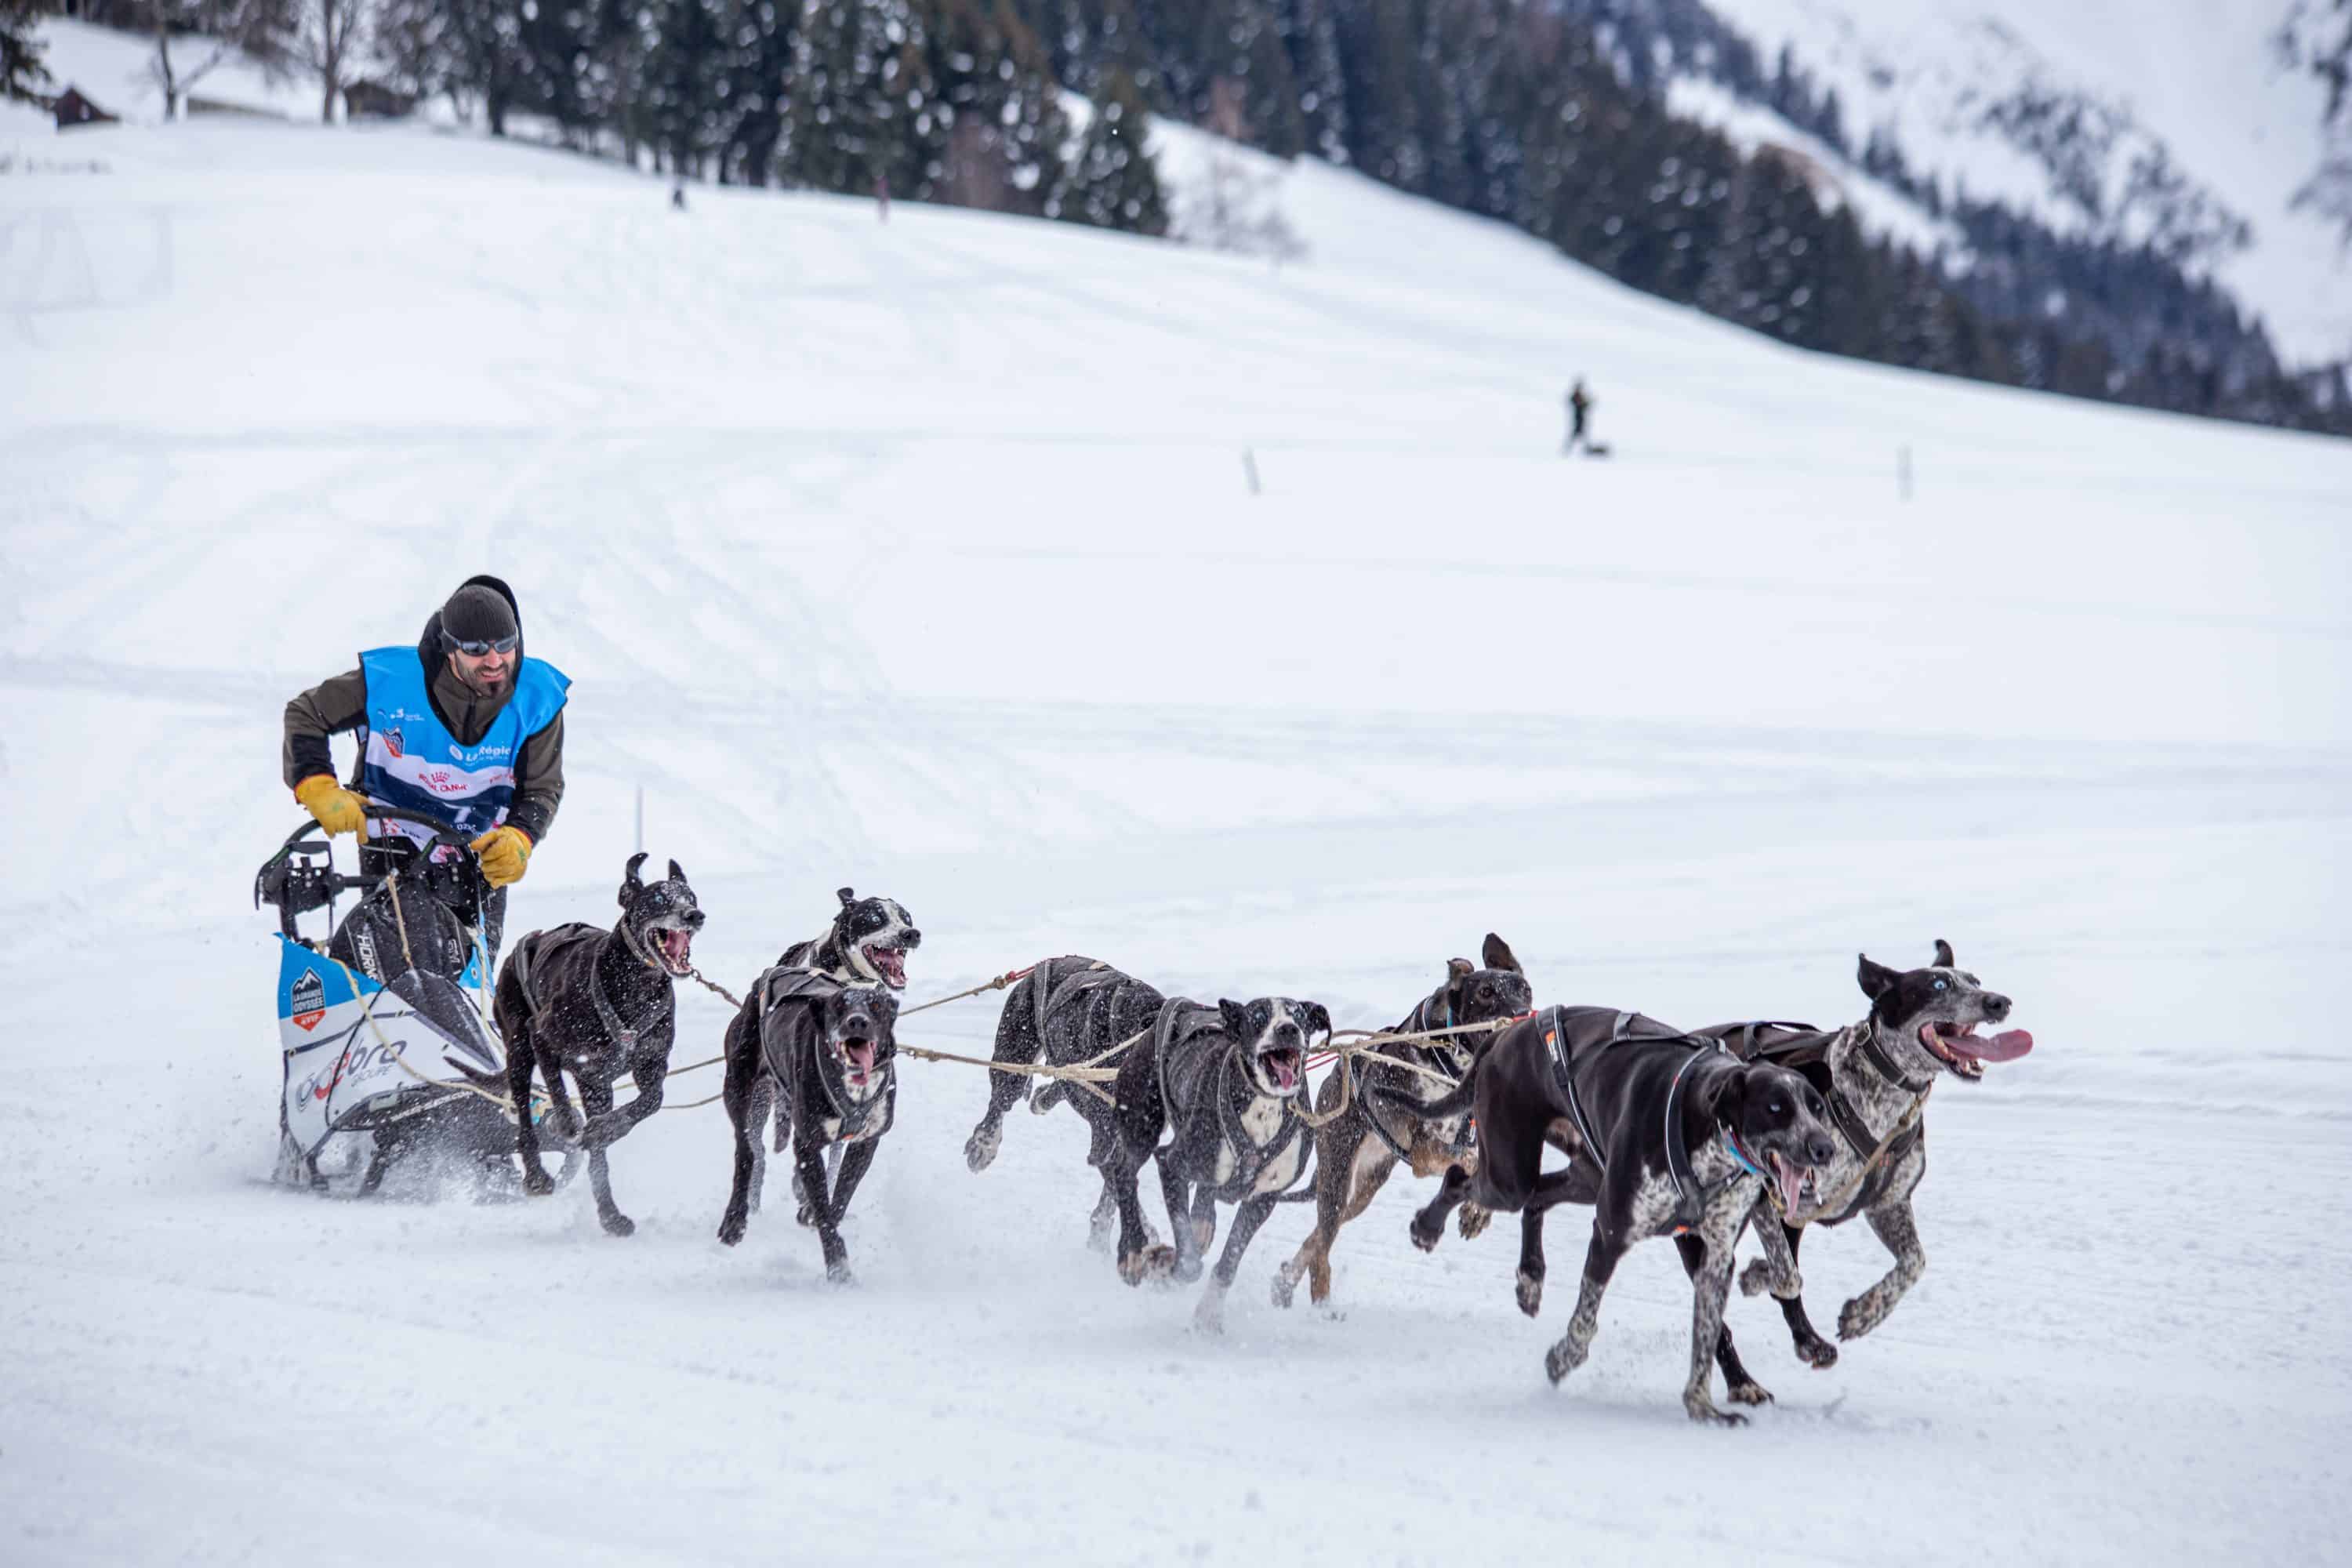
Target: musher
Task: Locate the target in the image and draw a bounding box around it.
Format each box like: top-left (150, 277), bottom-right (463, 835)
top-left (282, 575), bottom-right (568, 965)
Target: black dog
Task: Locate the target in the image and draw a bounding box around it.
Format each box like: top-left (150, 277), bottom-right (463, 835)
top-left (1711, 940), bottom-right (2033, 1368)
top-left (1402, 1006), bottom-right (1838, 1423)
top-left (716, 969), bottom-right (900, 1284)
top-left (1105, 994), bottom-right (1330, 1331)
top-left (1272, 935), bottom-right (1533, 1310)
top-left (963, 956), bottom-right (1173, 1249)
top-left (494, 853), bottom-right (704, 1236)
top-left (775, 887), bottom-right (920, 991)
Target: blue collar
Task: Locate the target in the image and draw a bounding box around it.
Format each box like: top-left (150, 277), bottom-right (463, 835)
top-left (1721, 1129), bottom-right (1769, 1181)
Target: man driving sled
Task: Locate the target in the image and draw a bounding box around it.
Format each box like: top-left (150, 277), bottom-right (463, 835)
top-left (281, 576), bottom-right (568, 963)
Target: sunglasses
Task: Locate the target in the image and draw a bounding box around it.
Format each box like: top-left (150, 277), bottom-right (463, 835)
top-left (443, 633), bottom-right (519, 656)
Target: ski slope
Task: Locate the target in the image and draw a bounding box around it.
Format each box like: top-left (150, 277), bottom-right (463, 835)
top-left (4, 116), bottom-right (2350, 1566)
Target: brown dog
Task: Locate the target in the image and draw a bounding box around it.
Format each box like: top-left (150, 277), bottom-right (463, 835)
top-left (1272, 935), bottom-right (1531, 1309)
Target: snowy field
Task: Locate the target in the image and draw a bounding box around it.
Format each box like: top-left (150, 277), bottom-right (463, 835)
top-left (4, 115), bottom-right (2350, 1565)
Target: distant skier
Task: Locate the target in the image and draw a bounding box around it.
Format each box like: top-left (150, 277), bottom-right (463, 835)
top-left (876, 173), bottom-right (891, 223)
top-left (282, 576), bottom-right (568, 960)
top-left (1563, 378), bottom-right (1595, 455)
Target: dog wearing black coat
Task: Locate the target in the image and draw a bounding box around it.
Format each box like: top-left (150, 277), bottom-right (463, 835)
top-left (962, 956), bottom-right (1174, 1249)
top-left (1104, 994), bottom-right (1330, 1331)
top-left (716, 969), bottom-right (900, 1284)
top-left (1272, 935), bottom-right (1533, 1310)
top-left (495, 853), bottom-right (704, 1236)
top-left (1707, 939), bottom-right (2034, 1369)
top-left (1401, 1005), bottom-right (1838, 1423)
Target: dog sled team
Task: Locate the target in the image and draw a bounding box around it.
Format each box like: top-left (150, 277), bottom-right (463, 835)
top-left (267, 579), bottom-right (2034, 1425)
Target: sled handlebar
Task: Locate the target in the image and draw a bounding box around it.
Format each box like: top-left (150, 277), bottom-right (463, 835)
top-left (255, 808), bottom-right (485, 938)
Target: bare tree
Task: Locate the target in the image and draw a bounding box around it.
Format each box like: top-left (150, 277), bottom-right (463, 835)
top-left (154, 0), bottom-right (297, 120)
top-left (297, 0), bottom-right (375, 122)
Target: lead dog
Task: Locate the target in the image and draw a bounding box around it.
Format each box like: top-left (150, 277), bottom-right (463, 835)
top-left (1272, 935), bottom-right (1533, 1309)
top-left (494, 853), bottom-right (704, 1236)
top-left (715, 969), bottom-right (900, 1284)
top-left (1709, 939), bottom-right (2033, 1368)
top-left (1105, 994), bottom-right (1330, 1331)
top-left (1400, 1005), bottom-right (1838, 1423)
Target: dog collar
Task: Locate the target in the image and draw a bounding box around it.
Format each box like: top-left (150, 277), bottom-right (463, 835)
top-left (1855, 1023), bottom-right (1936, 1094)
top-left (1721, 1129), bottom-right (1768, 1181)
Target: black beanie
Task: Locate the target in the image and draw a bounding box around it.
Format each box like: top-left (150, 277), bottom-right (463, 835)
top-left (443, 584), bottom-right (518, 644)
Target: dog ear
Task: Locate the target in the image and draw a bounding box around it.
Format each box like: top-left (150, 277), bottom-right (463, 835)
top-left (1218, 998), bottom-right (1250, 1040)
top-left (1445, 957), bottom-right (1475, 985)
top-left (621, 851), bottom-right (648, 905)
top-left (1697, 1062), bottom-right (1749, 1123)
top-left (1932, 937), bottom-right (1956, 968)
top-left (1857, 953), bottom-right (1898, 1000)
top-left (668, 858), bottom-right (687, 884)
top-left (1481, 932), bottom-right (1523, 974)
top-left (837, 887), bottom-right (857, 911)
top-left (1298, 1000), bottom-right (1333, 1040)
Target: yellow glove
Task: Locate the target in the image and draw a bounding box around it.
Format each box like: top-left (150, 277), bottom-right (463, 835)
top-left (469, 824), bottom-right (533, 888)
top-left (294, 775), bottom-right (369, 837)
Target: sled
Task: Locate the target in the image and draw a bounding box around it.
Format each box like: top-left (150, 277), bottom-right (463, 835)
top-left (256, 807), bottom-right (579, 1198)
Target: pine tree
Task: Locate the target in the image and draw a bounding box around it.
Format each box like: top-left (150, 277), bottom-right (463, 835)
top-left (2, 0), bottom-right (50, 104)
top-left (924, 0), bottom-right (1071, 214)
top-left (782, 0), bottom-right (941, 197)
top-left (1053, 64), bottom-right (1167, 232)
top-left (720, 0), bottom-right (798, 184)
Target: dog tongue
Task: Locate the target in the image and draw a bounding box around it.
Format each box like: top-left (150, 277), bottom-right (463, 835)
top-left (1970, 1029), bottom-right (2034, 1062)
top-left (1773, 1156), bottom-right (1804, 1214)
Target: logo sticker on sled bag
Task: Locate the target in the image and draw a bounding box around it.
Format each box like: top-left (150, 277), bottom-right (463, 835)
top-left (290, 968), bottom-right (326, 1032)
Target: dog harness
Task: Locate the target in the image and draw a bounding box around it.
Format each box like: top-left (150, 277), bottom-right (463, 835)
top-left (757, 967), bottom-right (894, 1144)
top-left (354, 645), bottom-right (568, 853)
top-left (1355, 991), bottom-right (1475, 1167)
top-left (1545, 1008), bottom-right (1756, 1232)
top-left (1150, 997), bottom-right (1313, 1197)
top-left (511, 922), bottom-right (666, 1066)
top-left (1719, 1019), bottom-right (1929, 1225)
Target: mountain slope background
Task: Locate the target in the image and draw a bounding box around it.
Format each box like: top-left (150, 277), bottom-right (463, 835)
top-left (9, 1), bottom-right (2350, 433)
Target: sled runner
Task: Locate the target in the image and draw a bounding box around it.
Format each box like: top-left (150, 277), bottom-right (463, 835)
top-left (256, 808), bottom-right (579, 1197)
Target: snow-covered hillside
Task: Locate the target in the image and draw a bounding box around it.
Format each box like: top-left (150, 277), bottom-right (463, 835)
top-left (3, 115), bottom-right (2348, 1565)
top-left (1670, 0), bottom-right (2352, 364)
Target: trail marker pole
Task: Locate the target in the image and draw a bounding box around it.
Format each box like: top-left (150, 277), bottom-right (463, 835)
top-left (1898, 444), bottom-right (1913, 503)
top-left (1243, 448), bottom-right (1261, 495)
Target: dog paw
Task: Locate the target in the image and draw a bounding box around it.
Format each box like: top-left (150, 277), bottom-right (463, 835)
top-left (1792, 1331), bottom-right (1838, 1369)
top-left (964, 1126), bottom-right (1000, 1172)
top-left (1173, 1254), bottom-right (1204, 1286)
top-left (521, 1167), bottom-right (555, 1197)
top-left (1458, 1204), bottom-right (1492, 1241)
top-left (1515, 1269), bottom-right (1544, 1319)
top-left (1271, 1265), bottom-right (1299, 1309)
top-left (826, 1260), bottom-right (856, 1287)
top-left (1740, 1258), bottom-right (1801, 1300)
top-left (601, 1212), bottom-right (637, 1239)
top-left (1409, 1215), bottom-right (1444, 1254)
top-left (1192, 1290), bottom-right (1228, 1334)
top-left (1727, 1379), bottom-right (1776, 1406)
top-left (1837, 1296), bottom-right (1881, 1342)
top-left (1686, 1399), bottom-right (1750, 1428)
top-left (717, 1212), bottom-right (746, 1247)
top-left (1118, 1243), bottom-right (1178, 1287)
top-left (1543, 1338), bottom-right (1586, 1386)
top-left (796, 1203), bottom-right (818, 1229)
top-left (545, 1105), bottom-right (581, 1140)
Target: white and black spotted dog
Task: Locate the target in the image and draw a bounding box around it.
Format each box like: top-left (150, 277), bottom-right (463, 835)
top-left (776, 887), bottom-right (920, 991)
top-left (1102, 994), bottom-right (1332, 1332)
top-left (1400, 1006), bottom-right (1842, 1424)
top-left (1710, 939), bottom-right (2033, 1370)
